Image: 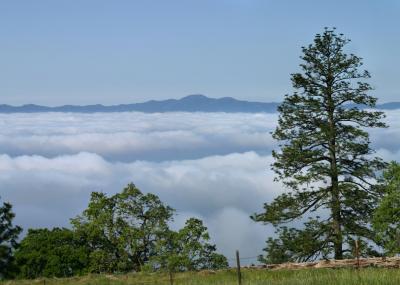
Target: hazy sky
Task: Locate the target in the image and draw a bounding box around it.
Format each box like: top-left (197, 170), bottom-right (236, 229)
top-left (1, 0), bottom-right (399, 105)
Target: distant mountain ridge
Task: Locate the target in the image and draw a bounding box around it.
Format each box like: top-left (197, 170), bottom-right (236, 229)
top-left (0, 95), bottom-right (398, 113)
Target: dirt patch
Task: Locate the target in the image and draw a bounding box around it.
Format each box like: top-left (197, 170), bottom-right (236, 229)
top-left (245, 257), bottom-right (400, 270)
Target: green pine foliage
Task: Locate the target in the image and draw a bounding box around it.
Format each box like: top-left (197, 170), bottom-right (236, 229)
top-left (252, 28), bottom-right (387, 262)
top-left (0, 197), bottom-right (22, 279)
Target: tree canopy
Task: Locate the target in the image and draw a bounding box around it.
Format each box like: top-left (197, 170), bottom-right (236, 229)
top-left (15, 228), bottom-right (90, 278)
top-left (252, 28), bottom-right (387, 261)
top-left (150, 218), bottom-right (228, 272)
top-left (0, 197), bottom-right (22, 279)
top-left (373, 162), bottom-right (400, 255)
top-left (14, 183), bottom-right (227, 278)
top-left (71, 183), bottom-right (175, 273)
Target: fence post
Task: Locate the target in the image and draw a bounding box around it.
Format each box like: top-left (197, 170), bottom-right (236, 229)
top-left (236, 250), bottom-right (242, 285)
top-left (169, 270), bottom-right (174, 285)
top-left (355, 239), bottom-right (360, 269)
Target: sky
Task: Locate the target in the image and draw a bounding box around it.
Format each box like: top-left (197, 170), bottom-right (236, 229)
top-left (1, 0), bottom-right (399, 105)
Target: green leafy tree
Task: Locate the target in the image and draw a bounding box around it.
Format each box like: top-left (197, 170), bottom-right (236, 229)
top-left (14, 228), bottom-right (90, 279)
top-left (71, 183), bottom-right (174, 273)
top-left (71, 190), bottom-right (129, 273)
top-left (373, 161), bottom-right (400, 255)
top-left (252, 28), bottom-right (386, 261)
top-left (0, 198), bottom-right (22, 279)
top-left (150, 218), bottom-right (228, 272)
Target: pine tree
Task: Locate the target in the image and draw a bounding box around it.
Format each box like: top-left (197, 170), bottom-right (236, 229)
top-left (0, 198), bottom-right (22, 278)
top-left (252, 28), bottom-right (387, 261)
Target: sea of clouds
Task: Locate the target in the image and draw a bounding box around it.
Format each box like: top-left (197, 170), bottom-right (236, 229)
top-left (1, 111), bottom-right (399, 263)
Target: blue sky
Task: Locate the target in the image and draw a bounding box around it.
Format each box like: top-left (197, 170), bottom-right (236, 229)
top-left (1, 0), bottom-right (399, 105)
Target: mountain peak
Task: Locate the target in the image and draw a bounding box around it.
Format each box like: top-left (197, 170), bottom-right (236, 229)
top-left (180, 94), bottom-right (209, 100)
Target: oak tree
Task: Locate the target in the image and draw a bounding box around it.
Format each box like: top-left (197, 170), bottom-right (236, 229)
top-left (15, 228), bottom-right (90, 278)
top-left (373, 162), bottom-right (400, 255)
top-left (71, 183), bottom-right (174, 272)
top-left (150, 218), bottom-right (228, 272)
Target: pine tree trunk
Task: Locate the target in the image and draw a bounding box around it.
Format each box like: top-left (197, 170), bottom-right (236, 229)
top-left (327, 89), bottom-right (343, 260)
top-left (329, 141), bottom-right (343, 259)
top-left (331, 175), bottom-right (343, 260)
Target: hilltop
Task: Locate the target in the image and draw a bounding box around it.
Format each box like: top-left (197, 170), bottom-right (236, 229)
top-left (0, 95), bottom-right (398, 113)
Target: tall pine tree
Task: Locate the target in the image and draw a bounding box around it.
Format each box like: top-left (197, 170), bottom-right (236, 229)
top-left (0, 198), bottom-right (22, 278)
top-left (252, 28), bottom-right (387, 261)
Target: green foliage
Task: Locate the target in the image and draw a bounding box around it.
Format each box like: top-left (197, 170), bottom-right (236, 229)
top-left (71, 183), bottom-right (175, 273)
top-left (7, 183), bottom-right (226, 279)
top-left (252, 28), bottom-right (386, 261)
top-left (373, 161), bottom-right (400, 255)
top-left (0, 198), bottom-right (22, 279)
top-left (67, 183), bottom-right (226, 275)
top-left (150, 218), bottom-right (228, 272)
top-left (14, 228), bottom-right (90, 278)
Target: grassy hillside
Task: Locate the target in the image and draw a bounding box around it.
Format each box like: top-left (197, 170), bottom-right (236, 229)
top-left (3, 268), bottom-right (400, 285)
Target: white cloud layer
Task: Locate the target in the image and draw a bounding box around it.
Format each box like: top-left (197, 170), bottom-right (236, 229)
top-left (0, 151), bottom-right (281, 263)
top-left (0, 110), bottom-right (400, 263)
top-left (0, 112), bottom-right (277, 161)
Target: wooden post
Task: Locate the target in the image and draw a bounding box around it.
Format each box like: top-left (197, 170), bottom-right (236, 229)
top-left (355, 239), bottom-right (360, 269)
top-left (169, 270), bottom-right (174, 285)
top-left (236, 250), bottom-right (242, 285)
top-left (397, 229), bottom-right (400, 256)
